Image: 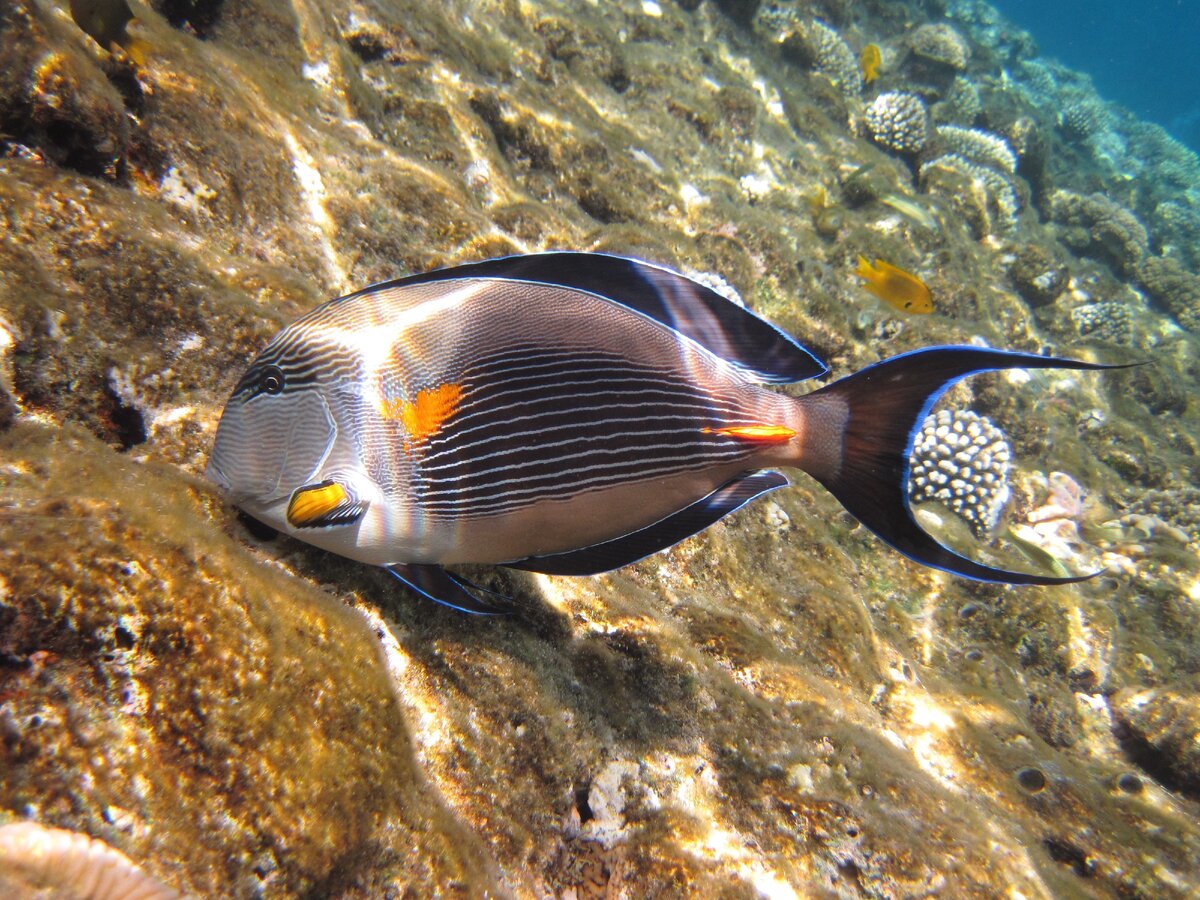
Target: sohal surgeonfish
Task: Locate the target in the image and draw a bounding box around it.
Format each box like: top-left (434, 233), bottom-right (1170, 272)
top-left (208, 253), bottom-right (1119, 612)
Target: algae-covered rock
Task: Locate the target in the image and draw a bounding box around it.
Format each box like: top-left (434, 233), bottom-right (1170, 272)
top-left (1112, 686), bottom-right (1200, 797)
top-left (1, 0), bottom-right (1199, 896)
top-left (0, 422), bottom-right (496, 895)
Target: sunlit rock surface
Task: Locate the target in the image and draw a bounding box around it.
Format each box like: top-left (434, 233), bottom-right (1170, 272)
top-left (1, 0), bottom-right (1198, 896)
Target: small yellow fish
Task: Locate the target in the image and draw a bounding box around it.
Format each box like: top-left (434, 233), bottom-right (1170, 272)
top-left (855, 256), bottom-right (933, 314)
top-left (860, 44), bottom-right (882, 84)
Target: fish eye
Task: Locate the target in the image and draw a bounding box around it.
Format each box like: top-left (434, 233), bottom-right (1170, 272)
top-left (260, 365), bottom-right (285, 395)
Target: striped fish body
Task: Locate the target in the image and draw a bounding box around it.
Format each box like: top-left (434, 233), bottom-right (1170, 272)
top-left (209, 252), bottom-right (1119, 608)
top-left (210, 275), bottom-right (803, 567)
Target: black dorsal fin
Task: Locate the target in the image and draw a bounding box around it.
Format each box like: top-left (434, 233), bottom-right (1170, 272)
top-left (382, 252), bottom-right (827, 384)
top-left (508, 470), bottom-right (789, 576)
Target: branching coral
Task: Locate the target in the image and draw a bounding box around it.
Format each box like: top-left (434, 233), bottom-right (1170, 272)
top-left (1050, 191), bottom-right (1149, 277)
top-left (1136, 255), bottom-right (1200, 333)
top-left (908, 409), bottom-right (1011, 537)
top-left (786, 20), bottom-right (862, 100)
top-left (1059, 99), bottom-right (1111, 141)
top-left (920, 153), bottom-right (1019, 236)
top-left (906, 23), bottom-right (970, 72)
top-left (934, 125), bottom-right (1017, 174)
top-left (864, 91), bottom-right (928, 154)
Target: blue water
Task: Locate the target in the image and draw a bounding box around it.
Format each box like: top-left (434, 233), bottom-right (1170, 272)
top-left (992, 0), bottom-right (1200, 151)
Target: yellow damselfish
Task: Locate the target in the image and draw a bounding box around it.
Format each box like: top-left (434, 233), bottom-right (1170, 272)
top-left (855, 256), bottom-right (933, 314)
top-left (860, 44), bottom-right (882, 84)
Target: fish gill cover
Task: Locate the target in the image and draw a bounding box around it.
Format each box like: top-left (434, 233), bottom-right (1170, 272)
top-left (0, 0), bottom-right (1198, 897)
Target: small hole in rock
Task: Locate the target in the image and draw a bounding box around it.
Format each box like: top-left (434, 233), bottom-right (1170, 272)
top-left (1016, 766), bottom-right (1047, 793)
top-left (574, 786), bottom-right (594, 823)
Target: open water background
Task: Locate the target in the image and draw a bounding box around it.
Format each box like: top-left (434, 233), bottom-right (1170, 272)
top-left (993, 0), bottom-right (1200, 151)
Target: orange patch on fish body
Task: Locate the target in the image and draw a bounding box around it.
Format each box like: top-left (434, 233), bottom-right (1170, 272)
top-left (384, 383), bottom-right (464, 445)
top-left (860, 44), bottom-right (882, 83)
top-left (855, 256), bottom-right (933, 314)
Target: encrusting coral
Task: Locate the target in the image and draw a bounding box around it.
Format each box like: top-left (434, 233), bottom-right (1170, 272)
top-left (1071, 301), bottom-right (1133, 345)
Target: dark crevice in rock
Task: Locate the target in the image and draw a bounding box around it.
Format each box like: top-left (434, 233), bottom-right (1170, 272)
top-left (103, 382), bottom-right (148, 451)
top-left (151, 0), bottom-right (225, 39)
top-left (1042, 837), bottom-right (1096, 878)
top-left (1111, 717), bottom-right (1200, 800)
top-left (573, 785), bottom-right (594, 823)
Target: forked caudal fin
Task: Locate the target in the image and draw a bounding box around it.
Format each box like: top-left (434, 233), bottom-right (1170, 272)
top-left (796, 346), bottom-right (1131, 585)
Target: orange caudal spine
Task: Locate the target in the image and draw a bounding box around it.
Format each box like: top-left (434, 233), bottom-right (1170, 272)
top-left (703, 424), bottom-right (796, 443)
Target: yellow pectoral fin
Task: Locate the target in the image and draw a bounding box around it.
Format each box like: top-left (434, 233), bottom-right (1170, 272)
top-left (287, 480), bottom-right (366, 528)
top-left (704, 424), bottom-right (796, 444)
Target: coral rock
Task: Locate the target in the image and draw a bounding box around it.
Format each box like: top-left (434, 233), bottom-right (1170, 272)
top-left (1008, 243), bottom-right (1068, 308)
top-left (1112, 686), bottom-right (1200, 796)
top-left (907, 23), bottom-right (971, 71)
top-left (1051, 191), bottom-right (1149, 277)
top-left (864, 91), bottom-right (928, 154)
top-left (909, 409), bottom-right (1012, 537)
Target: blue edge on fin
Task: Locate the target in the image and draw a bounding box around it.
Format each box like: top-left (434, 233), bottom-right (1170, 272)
top-left (798, 345), bottom-right (1134, 587)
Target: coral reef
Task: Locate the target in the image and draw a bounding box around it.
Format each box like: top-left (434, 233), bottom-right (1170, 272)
top-left (909, 409), bottom-right (1011, 536)
top-left (920, 152), bottom-right (1019, 236)
top-left (864, 91), bottom-right (928, 154)
top-left (1051, 191), bottom-right (1149, 277)
top-left (1071, 301), bottom-right (1133, 345)
top-left (906, 23), bottom-right (971, 72)
top-left (0, 0), bottom-right (1198, 895)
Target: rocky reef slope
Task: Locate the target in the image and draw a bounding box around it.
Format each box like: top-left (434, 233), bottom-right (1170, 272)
top-left (2, 0), bottom-right (1199, 896)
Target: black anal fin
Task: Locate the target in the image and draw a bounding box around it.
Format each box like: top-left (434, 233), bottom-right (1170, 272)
top-left (509, 470), bottom-right (789, 576)
top-left (799, 346), bottom-right (1136, 585)
top-left (386, 563), bottom-right (508, 615)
